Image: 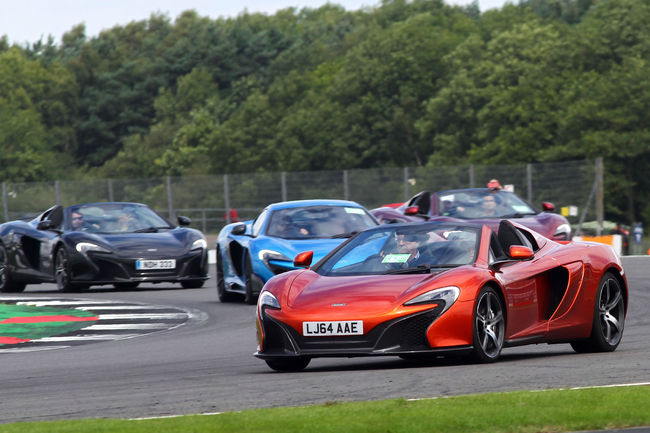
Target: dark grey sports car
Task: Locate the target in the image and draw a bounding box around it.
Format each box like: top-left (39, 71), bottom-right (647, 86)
top-left (0, 202), bottom-right (209, 292)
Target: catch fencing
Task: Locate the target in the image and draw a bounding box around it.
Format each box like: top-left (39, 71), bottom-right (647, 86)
top-left (1, 159), bottom-right (602, 235)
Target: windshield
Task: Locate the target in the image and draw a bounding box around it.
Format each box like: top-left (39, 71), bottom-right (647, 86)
top-left (315, 223), bottom-right (480, 276)
top-left (436, 190), bottom-right (537, 219)
top-left (266, 205), bottom-right (377, 239)
top-left (66, 203), bottom-right (173, 233)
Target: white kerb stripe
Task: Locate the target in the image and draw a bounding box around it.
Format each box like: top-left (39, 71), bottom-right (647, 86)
top-left (16, 300), bottom-right (114, 306)
top-left (97, 313), bottom-right (187, 320)
top-left (37, 334), bottom-right (140, 342)
top-left (77, 305), bottom-right (171, 311)
top-left (84, 324), bottom-right (171, 330)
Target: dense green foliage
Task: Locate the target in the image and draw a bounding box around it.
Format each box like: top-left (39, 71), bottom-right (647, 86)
top-left (1, 0), bottom-right (649, 223)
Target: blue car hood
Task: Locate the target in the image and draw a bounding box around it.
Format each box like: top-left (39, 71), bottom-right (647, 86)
top-left (256, 237), bottom-right (346, 264)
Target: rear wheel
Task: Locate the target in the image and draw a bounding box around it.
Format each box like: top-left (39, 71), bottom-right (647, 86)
top-left (265, 357), bottom-right (311, 372)
top-left (472, 286), bottom-right (505, 363)
top-left (216, 249), bottom-right (237, 302)
top-left (55, 248), bottom-right (84, 292)
top-left (0, 244), bottom-right (26, 293)
top-left (571, 272), bottom-right (625, 353)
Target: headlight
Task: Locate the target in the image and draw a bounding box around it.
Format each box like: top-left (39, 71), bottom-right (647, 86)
top-left (258, 249), bottom-right (291, 264)
top-left (75, 242), bottom-right (110, 254)
top-left (191, 238), bottom-right (207, 250)
top-left (257, 291), bottom-right (281, 317)
top-left (404, 286), bottom-right (460, 314)
top-left (553, 223), bottom-right (571, 240)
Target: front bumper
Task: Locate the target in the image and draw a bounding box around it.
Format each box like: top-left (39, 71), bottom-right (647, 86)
top-left (255, 306), bottom-right (472, 359)
top-left (69, 249), bottom-right (209, 285)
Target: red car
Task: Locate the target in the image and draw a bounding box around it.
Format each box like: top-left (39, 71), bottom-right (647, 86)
top-left (254, 220), bottom-right (627, 371)
top-left (371, 187), bottom-right (572, 241)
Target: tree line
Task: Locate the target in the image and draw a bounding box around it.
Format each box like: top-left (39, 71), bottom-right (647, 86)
top-left (1, 0), bottom-right (649, 224)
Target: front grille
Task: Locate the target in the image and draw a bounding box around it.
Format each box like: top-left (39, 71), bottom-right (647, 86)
top-left (262, 306), bottom-right (444, 355)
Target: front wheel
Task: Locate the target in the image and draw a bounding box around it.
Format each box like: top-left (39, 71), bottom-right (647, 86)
top-left (216, 249), bottom-right (237, 302)
top-left (0, 244), bottom-right (26, 293)
top-left (471, 286), bottom-right (505, 363)
top-left (265, 357), bottom-right (311, 372)
top-left (571, 272), bottom-right (626, 353)
top-left (244, 253), bottom-right (261, 305)
top-left (55, 248), bottom-right (83, 292)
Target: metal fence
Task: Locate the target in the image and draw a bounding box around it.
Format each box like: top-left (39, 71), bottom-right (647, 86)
top-left (1, 159), bottom-right (601, 234)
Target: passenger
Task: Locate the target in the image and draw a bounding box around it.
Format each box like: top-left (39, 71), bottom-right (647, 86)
top-left (117, 211), bottom-right (137, 232)
top-left (481, 195), bottom-right (498, 217)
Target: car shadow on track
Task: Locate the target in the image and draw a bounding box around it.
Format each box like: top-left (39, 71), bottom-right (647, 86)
top-left (256, 350), bottom-right (577, 374)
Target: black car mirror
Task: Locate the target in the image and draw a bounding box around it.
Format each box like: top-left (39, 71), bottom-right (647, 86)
top-left (177, 216), bottom-right (191, 226)
top-left (37, 220), bottom-right (55, 231)
top-left (231, 223), bottom-right (247, 236)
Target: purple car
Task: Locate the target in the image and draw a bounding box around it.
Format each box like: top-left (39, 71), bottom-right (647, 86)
top-left (371, 187), bottom-right (571, 241)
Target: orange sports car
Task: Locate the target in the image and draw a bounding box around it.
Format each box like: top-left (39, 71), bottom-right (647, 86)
top-left (254, 220), bottom-right (627, 372)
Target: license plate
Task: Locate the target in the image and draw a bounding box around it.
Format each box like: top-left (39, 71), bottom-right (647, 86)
top-left (302, 320), bottom-right (363, 336)
top-left (135, 259), bottom-right (176, 270)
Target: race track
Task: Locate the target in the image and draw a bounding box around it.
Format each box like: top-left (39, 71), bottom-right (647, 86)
top-left (1, 257), bottom-right (649, 423)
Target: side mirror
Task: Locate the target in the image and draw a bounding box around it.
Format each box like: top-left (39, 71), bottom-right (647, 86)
top-left (293, 251), bottom-right (313, 268)
top-left (177, 215), bottom-right (191, 226)
top-left (541, 202), bottom-right (555, 212)
top-left (231, 223), bottom-right (247, 236)
top-left (509, 245), bottom-right (534, 260)
top-left (404, 206), bottom-right (420, 215)
top-left (37, 220), bottom-right (55, 231)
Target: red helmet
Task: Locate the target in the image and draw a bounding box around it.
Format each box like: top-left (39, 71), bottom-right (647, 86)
top-left (487, 179), bottom-right (502, 191)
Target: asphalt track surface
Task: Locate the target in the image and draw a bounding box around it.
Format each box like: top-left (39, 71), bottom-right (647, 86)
top-left (0, 257), bottom-right (649, 424)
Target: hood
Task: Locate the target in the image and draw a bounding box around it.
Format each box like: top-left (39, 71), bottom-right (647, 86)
top-left (286, 271), bottom-right (440, 313)
top-left (256, 237), bottom-right (346, 264)
top-left (76, 229), bottom-right (197, 258)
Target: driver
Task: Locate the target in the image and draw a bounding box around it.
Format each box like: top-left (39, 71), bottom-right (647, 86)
top-left (392, 232), bottom-right (428, 267)
top-left (274, 215), bottom-right (309, 238)
top-left (70, 211), bottom-right (86, 231)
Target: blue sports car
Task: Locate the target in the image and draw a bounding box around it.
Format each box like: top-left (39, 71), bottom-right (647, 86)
top-left (216, 199), bottom-right (379, 304)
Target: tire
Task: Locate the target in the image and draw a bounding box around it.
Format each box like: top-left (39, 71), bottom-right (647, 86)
top-left (113, 282), bottom-right (140, 289)
top-left (471, 286), bottom-right (505, 363)
top-left (216, 249), bottom-right (237, 302)
top-left (571, 272), bottom-right (626, 353)
top-left (55, 248), bottom-right (84, 292)
top-left (0, 244), bottom-right (26, 293)
top-left (244, 253), bottom-right (261, 305)
top-left (265, 357), bottom-right (311, 372)
top-left (181, 280), bottom-right (204, 289)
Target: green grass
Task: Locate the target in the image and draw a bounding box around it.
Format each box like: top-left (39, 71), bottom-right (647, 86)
top-left (2, 385), bottom-right (649, 433)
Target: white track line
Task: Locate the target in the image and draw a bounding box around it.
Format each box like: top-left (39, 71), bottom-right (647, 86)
top-left (406, 382), bottom-right (650, 401)
top-left (77, 305), bottom-right (173, 311)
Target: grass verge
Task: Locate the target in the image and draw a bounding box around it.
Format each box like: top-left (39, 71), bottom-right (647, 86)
top-left (2, 385), bottom-right (649, 433)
